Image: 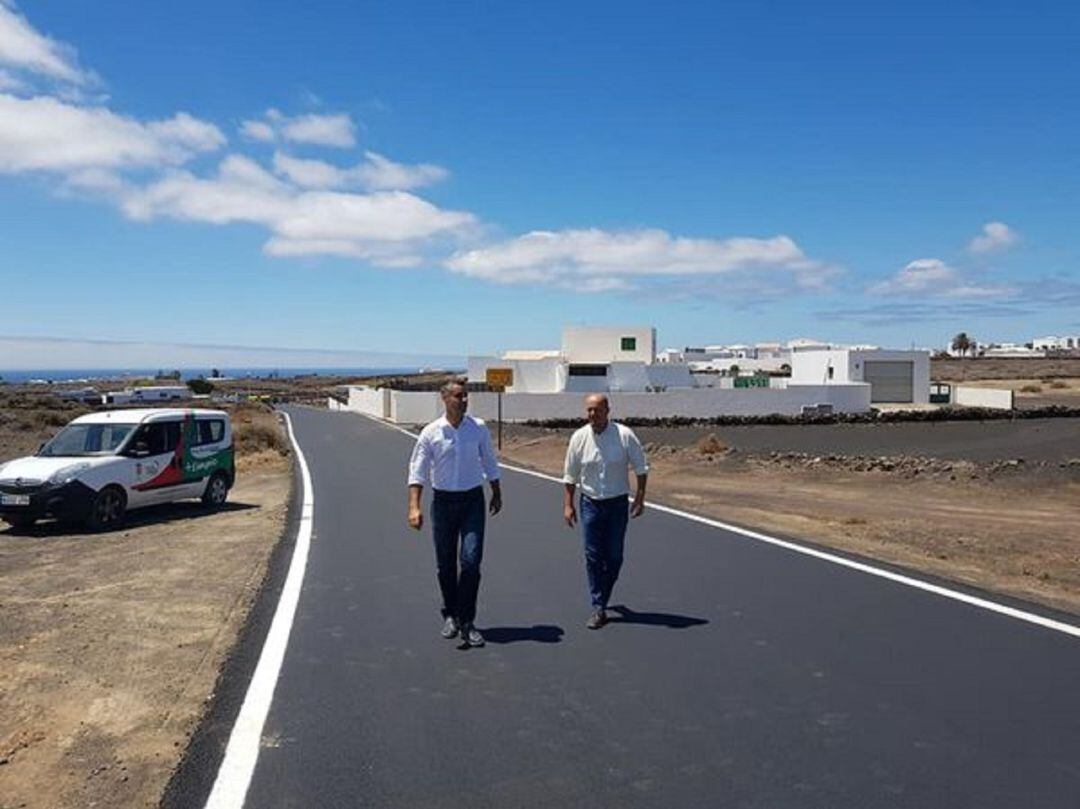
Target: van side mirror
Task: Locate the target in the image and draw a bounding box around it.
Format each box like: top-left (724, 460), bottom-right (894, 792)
top-left (130, 441), bottom-right (150, 458)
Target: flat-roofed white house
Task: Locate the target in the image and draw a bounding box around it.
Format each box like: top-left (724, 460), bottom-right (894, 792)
top-left (469, 327), bottom-right (695, 393)
top-left (789, 348), bottom-right (930, 404)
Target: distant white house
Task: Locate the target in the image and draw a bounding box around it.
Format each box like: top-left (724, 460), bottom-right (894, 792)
top-left (103, 385), bottom-right (191, 405)
top-left (980, 343), bottom-right (1043, 358)
top-left (1033, 335), bottom-right (1079, 352)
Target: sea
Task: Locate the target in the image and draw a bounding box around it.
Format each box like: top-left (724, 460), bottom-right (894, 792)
top-left (0, 367), bottom-right (452, 385)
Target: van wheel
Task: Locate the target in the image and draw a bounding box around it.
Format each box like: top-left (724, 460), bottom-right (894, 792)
top-left (202, 472), bottom-right (229, 508)
top-left (85, 486), bottom-right (126, 532)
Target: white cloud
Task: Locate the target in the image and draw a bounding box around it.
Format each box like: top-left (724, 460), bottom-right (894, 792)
top-left (445, 229), bottom-right (831, 292)
top-left (239, 109), bottom-right (356, 148)
top-left (869, 258), bottom-right (1016, 299)
top-left (240, 119), bottom-right (275, 142)
top-left (122, 154), bottom-right (475, 267)
top-left (272, 151), bottom-right (348, 189)
top-left (281, 112), bottom-right (355, 147)
top-left (869, 258), bottom-right (957, 294)
top-left (968, 221), bottom-right (1019, 254)
top-left (272, 150), bottom-right (449, 191)
top-left (356, 151), bottom-right (448, 191)
top-left (0, 93), bottom-right (225, 173)
top-left (0, 1), bottom-right (91, 85)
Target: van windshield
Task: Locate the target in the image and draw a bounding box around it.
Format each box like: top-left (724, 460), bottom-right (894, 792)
top-left (38, 423), bottom-right (137, 457)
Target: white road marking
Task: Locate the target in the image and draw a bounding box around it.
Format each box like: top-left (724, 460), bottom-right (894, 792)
top-left (364, 411), bottom-right (1080, 640)
top-left (203, 411), bottom-right (315, 809)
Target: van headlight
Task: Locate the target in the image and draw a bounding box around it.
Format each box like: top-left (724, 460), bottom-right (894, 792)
top-left (49, 463), bottom-right (91, 486)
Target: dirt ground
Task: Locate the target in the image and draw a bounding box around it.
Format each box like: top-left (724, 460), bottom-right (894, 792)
top-left (931, 357), bottom-right (1080, 409)
top-left (0, 399), bottom-right (291, 809)
top-left (500, 422), bottom-right (1080, 618)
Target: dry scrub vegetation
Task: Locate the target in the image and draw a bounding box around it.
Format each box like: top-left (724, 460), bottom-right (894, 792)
top-left (0, 392), bottom-right (291, 809)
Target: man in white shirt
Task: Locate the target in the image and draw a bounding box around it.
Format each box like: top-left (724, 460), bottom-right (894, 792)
top-left (408, 380), bottom-right (502, 647)
top-left (563, 393), bottom-right (649, 629)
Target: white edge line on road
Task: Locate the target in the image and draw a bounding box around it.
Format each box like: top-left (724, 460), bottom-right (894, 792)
top-left (203, 411), bottom-right (315, 809)
top-left (361, 411), bottom-right (1080, 640)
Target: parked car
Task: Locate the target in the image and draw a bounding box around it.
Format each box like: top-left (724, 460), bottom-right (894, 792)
top-left (0, 408), bottom-right (234, 531)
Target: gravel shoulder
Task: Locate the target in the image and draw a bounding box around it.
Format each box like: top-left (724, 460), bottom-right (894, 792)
top-left (0, 398), bottom-right (291, 809)
top-left (501, 420), bottom-right (1080, 617)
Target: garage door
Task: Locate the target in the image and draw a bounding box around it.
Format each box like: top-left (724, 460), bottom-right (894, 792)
top-left (864, 361), bottom-right (914, 403)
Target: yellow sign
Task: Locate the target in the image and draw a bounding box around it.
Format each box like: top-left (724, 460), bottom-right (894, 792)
top-left (485, 368), bottom-right (514, 389)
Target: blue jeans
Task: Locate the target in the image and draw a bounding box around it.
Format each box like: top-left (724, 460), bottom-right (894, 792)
top-left (431, 487), bottom-right (486, 625)
top-left (580, 494), bottom-right (629, 610)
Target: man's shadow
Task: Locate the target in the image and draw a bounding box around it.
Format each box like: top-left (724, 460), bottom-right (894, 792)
top-left (607, 605), bottom-right (709, 629)
top-left (481, 625), bottom-right (565, 644)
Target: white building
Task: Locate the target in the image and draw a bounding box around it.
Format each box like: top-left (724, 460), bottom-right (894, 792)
top-left (470, 327), bottom-right (694, 394)
top-left (789, 348), bottom-right (930, 404)
top-left (103, 385), bottom-right (191, 405)
top-left (980, 343), bottom-right (1043, 358)
top-left (1033, 335), bottom-right (1079, 352)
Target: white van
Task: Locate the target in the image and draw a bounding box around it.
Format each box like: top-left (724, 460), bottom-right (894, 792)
top-left (0, 408), bottom-right (235, 531)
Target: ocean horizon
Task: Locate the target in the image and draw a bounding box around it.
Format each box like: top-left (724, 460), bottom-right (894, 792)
top-left (0, 367), bottom-right (461, 384)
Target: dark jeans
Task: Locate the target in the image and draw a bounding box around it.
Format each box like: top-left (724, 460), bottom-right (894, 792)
top-left (580, 493), bottom-right (629, 610)
top-left (431, 486), bottom-right (486, 625)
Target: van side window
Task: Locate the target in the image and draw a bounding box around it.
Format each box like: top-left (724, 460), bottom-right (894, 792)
top-left (196, 420), bottom-right (225, 445)
top-left (163, 421), bottom-right (182, 451)
top-left (135, 422), bottom-right (181, 455)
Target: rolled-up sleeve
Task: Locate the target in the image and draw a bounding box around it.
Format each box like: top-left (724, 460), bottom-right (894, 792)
top-left (563, 432), bottom-right (582, 485)
top-left (407, 432), bottom-right (431, 487)
top-left (625, 428), bottom-right (649, 476)
top-left (479, 423), bottom-right (501, 482)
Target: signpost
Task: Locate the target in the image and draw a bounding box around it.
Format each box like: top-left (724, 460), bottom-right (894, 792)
top-left (484, 368), bottom-right (514, 449)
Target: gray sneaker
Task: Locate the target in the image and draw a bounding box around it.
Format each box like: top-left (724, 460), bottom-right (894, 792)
top-left (440, 616), bottom-right (459, 639)
top-left (461, 623), bottom-right (485, 647)
top-left (586, 609), bottom-right (607, 630)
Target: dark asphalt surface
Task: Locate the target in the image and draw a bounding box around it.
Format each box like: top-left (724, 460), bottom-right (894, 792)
top-left (241, 406), bottom-right (1080, 808)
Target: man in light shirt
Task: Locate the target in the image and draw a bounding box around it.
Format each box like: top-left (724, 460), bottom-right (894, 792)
top-left (563, 393), bottom-right (649, 630)
top-left (408, 380), bottom-right (502, 648)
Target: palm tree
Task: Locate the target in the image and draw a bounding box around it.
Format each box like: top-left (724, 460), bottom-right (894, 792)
top-left (951, 332), bottom-right (973, 357)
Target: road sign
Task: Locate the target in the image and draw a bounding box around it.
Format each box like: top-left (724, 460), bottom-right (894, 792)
top-left (485, 368), bottom-right (513, 389)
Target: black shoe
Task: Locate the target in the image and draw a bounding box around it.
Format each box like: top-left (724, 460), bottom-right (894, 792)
top-left (460, 623), bottom-right (485, 647)
top-left (440, 616), bottom-right (459, 639)
top-left (586, 609), bottom-right (607, 630)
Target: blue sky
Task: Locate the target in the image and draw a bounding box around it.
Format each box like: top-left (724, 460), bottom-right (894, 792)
top-left (1, 0), bottom-right (1078, 367)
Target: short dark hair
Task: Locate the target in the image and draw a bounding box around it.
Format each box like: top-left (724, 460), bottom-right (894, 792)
top-left (440, 379), bottom-right (467, 396)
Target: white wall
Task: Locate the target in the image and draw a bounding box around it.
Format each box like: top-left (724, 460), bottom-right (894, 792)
top-left (342, 383), bottom-right (872, 424)
top-left (562, 326), bottom-right (655, 364)
top-left (645, 363), bottom-right (695, 389)
top-left (790, 350), bottom-right (850, 384)
top-left (348, 385), bottom-right (391, 418)
top-left (468, 355), bottom-right (562, 393)
top-left (954, 386), bottom-right (1014, 410)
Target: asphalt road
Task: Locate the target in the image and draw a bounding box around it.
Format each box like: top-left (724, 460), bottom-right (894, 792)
top-left (237, 406), bottom-right (1080, 808)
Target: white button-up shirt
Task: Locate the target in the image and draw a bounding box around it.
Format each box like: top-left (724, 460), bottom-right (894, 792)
top-left (408, 415), bottom-right (501, 491)
top-left (563, 422), bottom-right (649, 500)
